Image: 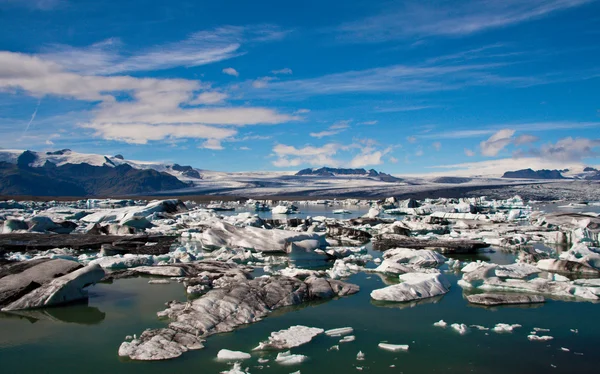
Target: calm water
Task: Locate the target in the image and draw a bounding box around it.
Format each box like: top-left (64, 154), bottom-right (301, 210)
top-left (218, 205), bottom-right (390, 220)
top-left (1, 248), bottom-right (598, 374)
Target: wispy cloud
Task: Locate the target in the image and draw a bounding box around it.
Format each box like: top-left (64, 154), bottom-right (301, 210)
top-left (336, 0), bottom-right (594, 42)
top-left (480, 129), bottom-right (515, 156)
top-left (272, 68), bottom-right (293, 75)
top-left (242, 58), bottom-right (591, 99)
top-left (309, 120), bottom-right (351, 138)
top-left (374, 105), bottom-right (438, 113)
top-left (309, 129), bottom-right (345, 138)
top-left (0, 0), bottom-right (63, 10)
top-left (39, 25), bottom-right (289, 75)
top-left (421, 121), bottom-right (600, 140)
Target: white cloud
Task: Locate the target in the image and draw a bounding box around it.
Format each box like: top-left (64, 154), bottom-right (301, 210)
top-left (329, 120), bottom-right (351, 129)
top-left (350, 147), bottom-right (392, 168)
top-left (189, 91), bottom-right (228, 105)
top-left (272, 141), bottom-right (392, 169)
top-left (252, 77), bottom-right (276, 88)
top-left (389, 156), bottom-right (399, 163)
top-left (464, 148), bottom-right (475, 157)
top-left (514, 137), bottom-right (600, 162)
top-left (200, 139), bottom-right (225, 150)
top-left (272, 68), bottom-right (293, 75)
top-left (310, 130), bottom-right (344, 138)
top-left (336, 0), bottom-right (593, 42)
top-left (272, 143), bottom-right (343, 167)
top-left (479, 129), bottom-right (515, 156)
top-left (222, 67), bottom-right (239, 77)
top-left (83, 123), bottom-right (236, 145)
top-left (294, 108), bottom-right (310, 114)
top-left (358, 120), bottom-right (378, 125)
top-left (415, 148), bottom-right (424, 157)
top-left (309, 120), bottom-right (351, 138)
top-left (514, 134), bottom-right (539, 145)
top-left (432, 141), bottom-right (442, 151)
top-left (422, 157), bottom-right (588, 178)
top-left (406, 136), bottom-right (417, 143)
top-left (0, 51), bottom-right (297, 145)
top-left (238, 146), bottom-right (251, 151)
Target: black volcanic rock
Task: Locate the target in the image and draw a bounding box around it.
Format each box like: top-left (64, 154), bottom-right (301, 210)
top-left (295, 167), bottom-right (401, 182)
top-left (171, 164), bottom-right (202, 179)
top-left (17, 150), bottom-right (36, 169)
top-left (0, 151), bottom-right (189, 196)
top-left (45, 149), bottom-right (72, 156)
top-left (502, 168), bottom-right (565, 179)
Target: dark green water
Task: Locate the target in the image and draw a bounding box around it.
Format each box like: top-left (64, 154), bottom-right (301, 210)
top-left (1, 254), bottom-right (599, 374)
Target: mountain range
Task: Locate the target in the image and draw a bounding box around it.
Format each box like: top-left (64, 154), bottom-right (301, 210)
top-left (0, 149), bottom-right (598, 197)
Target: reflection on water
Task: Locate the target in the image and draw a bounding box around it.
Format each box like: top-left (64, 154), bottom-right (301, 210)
top-left (370, 294), bottom-right (445, 310)
top-left (0, 303), bottom-right (106, 325)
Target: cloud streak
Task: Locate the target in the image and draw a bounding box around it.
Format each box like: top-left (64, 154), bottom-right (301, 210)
top-left (39, 25), bottom-right (288, 75)
top-left (336, 0), bottom-right (594, 42)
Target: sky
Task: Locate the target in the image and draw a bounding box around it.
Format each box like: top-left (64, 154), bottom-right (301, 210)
top-left (0, 0), bottom-right (599, 176)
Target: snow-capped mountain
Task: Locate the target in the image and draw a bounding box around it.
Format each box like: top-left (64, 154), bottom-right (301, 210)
top-left (0, 149), bottom-right (195, 196)
top-left (0, 149), bottom-right (204, 182)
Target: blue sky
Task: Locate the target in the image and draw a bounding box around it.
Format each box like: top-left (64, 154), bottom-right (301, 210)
top-left (0, 0), bottom-right (599, 175)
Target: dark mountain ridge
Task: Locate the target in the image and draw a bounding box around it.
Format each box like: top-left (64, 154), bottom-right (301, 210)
top-left (296, 167), bottom-right (402, 182)
top-left (0, 151), bottom-right (189, 196)
top-left (502, 168), bottom-right (565, 179)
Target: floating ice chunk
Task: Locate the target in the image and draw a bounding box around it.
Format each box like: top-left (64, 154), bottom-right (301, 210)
top-left (533, 327), bottom-right (550, 332)
top-left (451, 323), bottom-right (469, 335)
top-left (493, 323), bottom-right (521, 333)
top-left (364, 208), bottom-right (381, 218)
top-left (356, 351), bottom-right (365, 360)
top-left (325, 327), bottom-right (354, 337)
top-left (466, 293), bottom-right (545, 306)
top-left (257, 358), bottom-right (269, 364)
top-left (561, 347), bottom-right (570, 352)
top-left (254, 326), bottom-right (324, 350)
top-left (148, 279), bottom-right (170, 284)
top-left (378, 343), bottom-right (409, 352)
top-left (528, 335), bottom-right (554, 341)
top-left (470, 325), bottom-right (490, 331)
top-left (433, 320), bottom-right (447, 328)
top-left (217, 350), bottom-right (252, 361)
top-left (275, 351), bottom-right (307, 365)
top-left (290, 371), bottom-right (301, 374)
top-left (272, 205), bottom-right (291, 214)
top-left (340, 335), bottom-right (356, 343)
top-left (220, 362), bottom-right (249, 374)
top-left (570, 329), bottom-right (579, 334)
top-left (370, 273), bottom-right (451, 302)
top-left (328, 345), bottom-right (340, 351)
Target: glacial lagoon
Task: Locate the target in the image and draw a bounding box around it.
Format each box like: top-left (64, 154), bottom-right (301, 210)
top-left (1, 247), bottom-right (598, 374)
